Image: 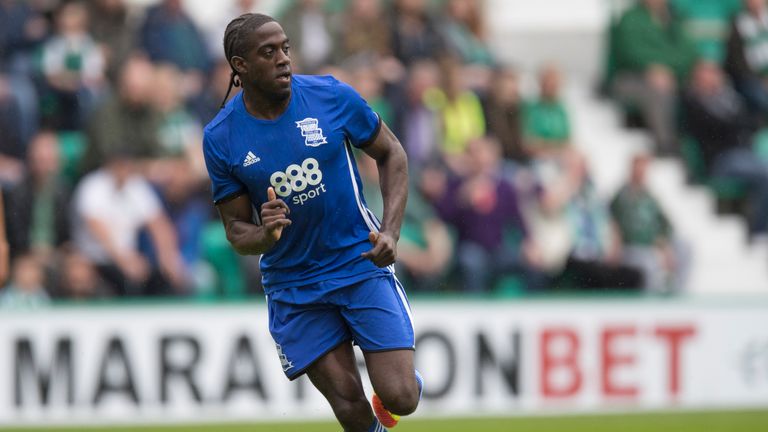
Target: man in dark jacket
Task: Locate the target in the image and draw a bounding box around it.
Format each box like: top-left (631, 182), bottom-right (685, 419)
top-left (3, 131), bottom-right (71, 259)
top-left (682, 60), bottom-right (768, 235)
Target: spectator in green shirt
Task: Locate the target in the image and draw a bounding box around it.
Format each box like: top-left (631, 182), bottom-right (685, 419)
top-left (612, 0), bottom-right (698, 155)
top-left (610, 154), bottom-right (689, 293)
top-left (672, 0), bottom-right (742, 62)
top-left (523, 64), bottom-right (571, 158)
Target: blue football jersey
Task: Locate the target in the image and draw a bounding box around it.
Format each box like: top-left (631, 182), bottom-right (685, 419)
top-left (203, 75), bottom-right (391, 293)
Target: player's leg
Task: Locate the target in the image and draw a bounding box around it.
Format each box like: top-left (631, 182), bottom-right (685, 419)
top-left (364, 349), bottom-right (422, 415)
top-left (340, 274), bottom-right (422, 427)
top-left (267, 288), bottom-right (380, 432)
top-left (305, 342), bottom-right (377, 432)
top-left (266, 291), bottom-right (383, 432)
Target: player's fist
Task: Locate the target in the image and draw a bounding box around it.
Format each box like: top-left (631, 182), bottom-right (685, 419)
top-left (261, 187), bottom-right (291, 243)
top-left (361, 231), bottom-right (397, 267)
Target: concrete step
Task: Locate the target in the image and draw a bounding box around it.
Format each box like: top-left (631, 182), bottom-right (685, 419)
top-left (564, 79), bottom-right (768, 295)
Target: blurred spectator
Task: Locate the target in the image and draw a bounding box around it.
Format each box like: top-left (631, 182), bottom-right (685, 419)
top-left (148, 63), bottom-right (206, 181)
top-left (54, 249), bottom-right (111, 300)
top-left (0, 82), bottom-right (25, 185)
top-left (611, 154), bottom-right (689, 293)
top-left (682, 60), bottom-right (768, 236)
top-left (83, 55), bottom-right (160, 172)
top-left (389, 0), bottom-right (446, 66)
top-left (87, 0), bottom-right (136, 82)
top-left (539, 153), bottom-right (644, 290)
top-left (151, 159), bottom-right (210, 295)
top-left (524, 63), bottom-right (571, 158)
top-left (725, 0), bottom-right (768, 115)
top-left (612, 0), bottom-right (697, 155)
top-left (3, 131), bottom-right (71, 261)
top-left (280, 0), bottom-right (333, 73)
top-left (429, 57), bottom-right (486, 162)
top-left (0, 192), bottom-right (7, 286)
top-left (335, 0), bottom-right (391, 61)
top-left (0, 0), bottom-right (48, 143)
top-left (425, 136), bottom-right (546, 293)
top-left (0, 0), bottom-right (49, 72)
top-left (358, 152), bottom-right (453, 292)
top-left (0, 254), bottom-right (50, 309)
top-left (395, 60), bottom-right (441, 170)
top-left (440, 0), bottom-right (494, 66)
top-left (72, 150), bottom-right (187, 296)
top-left (672, 0), bottom-right (741, 62)
top-left (204, 0), bottom-right (262, 60)
top-left (40, 1), bottom-right (106, 130)
top-left (483, 66), bottom-right (525, 163)
top-left (190, 59), bottom-right (236, 124)
top-left (349, 60), bottom-right (394, 126)
top-left (139, 0), bottom-right (209, 93)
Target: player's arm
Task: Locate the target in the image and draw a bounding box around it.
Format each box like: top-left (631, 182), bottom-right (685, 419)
top-left (361, 121), bottom-right (408, 267)
top-left (216, 187), bottom-right (291, 255)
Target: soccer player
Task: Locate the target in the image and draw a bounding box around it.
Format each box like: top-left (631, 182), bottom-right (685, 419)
top-left (202, 13), bottom-right (422, 432)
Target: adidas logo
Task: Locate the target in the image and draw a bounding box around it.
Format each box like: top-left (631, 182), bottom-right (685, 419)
top-left (243, 151), bottom-right (261, 167)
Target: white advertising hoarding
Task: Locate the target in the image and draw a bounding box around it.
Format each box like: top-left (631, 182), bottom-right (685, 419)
top-left (1, 299), bottom-right (767, 425)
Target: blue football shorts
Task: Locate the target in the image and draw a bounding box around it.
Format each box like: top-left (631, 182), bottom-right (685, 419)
top-left (266, 273), bottom-right (415, 380)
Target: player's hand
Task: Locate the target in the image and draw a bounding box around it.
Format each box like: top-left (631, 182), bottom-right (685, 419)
top-left (261, 187), bottom-right (291, 243)
top-left (361, 231), bottom-right (397, 267)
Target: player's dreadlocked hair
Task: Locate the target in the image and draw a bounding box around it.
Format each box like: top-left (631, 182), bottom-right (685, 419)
top-left (220, 13), bottom-right (277, 108)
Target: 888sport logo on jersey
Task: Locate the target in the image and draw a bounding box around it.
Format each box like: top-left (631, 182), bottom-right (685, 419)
top-left (269, 157), bottom-right (327, 205)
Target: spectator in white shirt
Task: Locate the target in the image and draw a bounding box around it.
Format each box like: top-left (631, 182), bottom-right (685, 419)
top-left (72, 149), bottom-right (187, 296)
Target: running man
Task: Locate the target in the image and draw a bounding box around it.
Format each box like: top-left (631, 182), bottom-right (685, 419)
top-left (202, 13), bottom-right (422, 432)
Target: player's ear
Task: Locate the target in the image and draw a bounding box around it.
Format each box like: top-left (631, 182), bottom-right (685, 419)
top-left (231, 56), bottom-right (248, 75)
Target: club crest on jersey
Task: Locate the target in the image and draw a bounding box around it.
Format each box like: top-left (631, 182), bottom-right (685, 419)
top-left (296, 117), bottom-right (328, 147)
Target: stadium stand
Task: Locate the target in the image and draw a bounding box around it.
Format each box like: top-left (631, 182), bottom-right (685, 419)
top-left (1, 0), bottom-right (767, 306)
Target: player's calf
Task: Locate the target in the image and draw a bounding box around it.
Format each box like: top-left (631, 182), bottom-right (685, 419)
top-left (328, 393), bottom-right (375, 432)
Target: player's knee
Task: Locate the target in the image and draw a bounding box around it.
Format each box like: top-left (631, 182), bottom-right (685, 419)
top-left (379, 385), bottom-right (420, 416)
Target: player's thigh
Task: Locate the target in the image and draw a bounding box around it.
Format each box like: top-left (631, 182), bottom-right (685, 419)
top-left (363, 348), bottom-right (417, 396)
top-left (342, 275), bottom-right (418, 409)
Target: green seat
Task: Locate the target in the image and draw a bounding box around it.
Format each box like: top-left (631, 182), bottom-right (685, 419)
top-left (491, 226), bottom-right (527, 297)
top-left (494, 275), bottom-right (525, 298)
top-left (201, 222), bottom-right (245, 299)
top-left (753, 128), bottom-right (768, 163)
top-left (56, 131), bottom-right (87, 184)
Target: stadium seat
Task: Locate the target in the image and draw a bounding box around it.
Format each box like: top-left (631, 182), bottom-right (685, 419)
top-left (56, 131), bottom-right (87, 184)
top-left (201, 222), bottom-right (246, 299)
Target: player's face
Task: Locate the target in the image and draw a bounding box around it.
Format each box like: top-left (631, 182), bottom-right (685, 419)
top-left (239, 22), bottom-right (292, 100)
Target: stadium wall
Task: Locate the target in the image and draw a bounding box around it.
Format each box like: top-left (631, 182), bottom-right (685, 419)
top-left (1, 299), bottom-right (768, 426)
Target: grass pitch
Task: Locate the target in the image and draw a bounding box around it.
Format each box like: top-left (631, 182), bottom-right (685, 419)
top-left (4, 409), bottom-right (767, 432)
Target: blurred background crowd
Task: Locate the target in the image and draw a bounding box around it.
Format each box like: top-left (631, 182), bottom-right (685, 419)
top-left (2, 0), bottom-right (768, 307)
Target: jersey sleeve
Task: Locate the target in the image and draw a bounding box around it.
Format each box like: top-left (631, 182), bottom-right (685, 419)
top-left (335, 80), bottom-right (382, 148)
top-left (203, 132), bottom-right (246, 204)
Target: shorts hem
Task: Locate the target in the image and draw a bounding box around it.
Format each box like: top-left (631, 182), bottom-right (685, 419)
top-left (359, 346), bottom-right (415, 354)
top-left (285, 338), bottom-right (353, 381)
